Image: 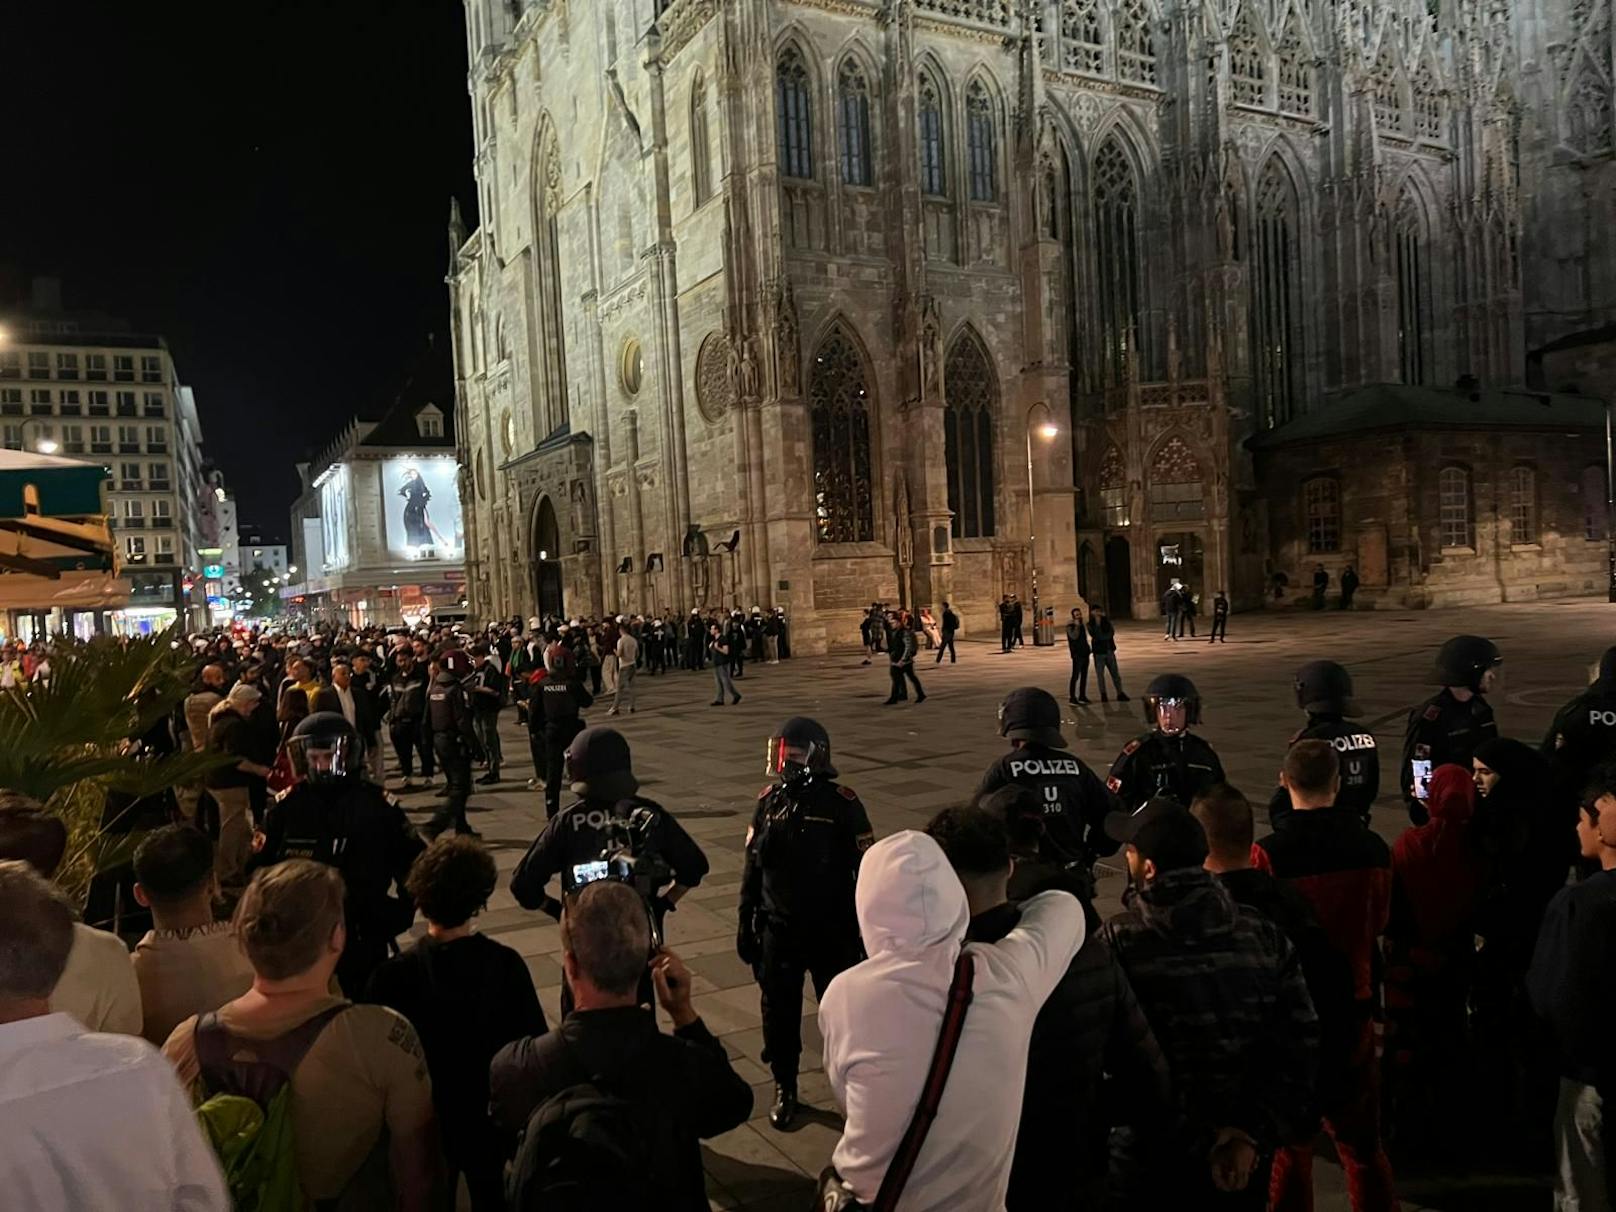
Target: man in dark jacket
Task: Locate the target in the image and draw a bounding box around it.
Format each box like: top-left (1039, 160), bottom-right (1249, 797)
top-left (1162, 582), bottom-right (1183, 641)
top-left (1257, 741), bottom-right (1396, 1212)
top-left (1312, 564), bottom-right (1329, 609)
top-left (489, 880), bottom-right (752, 1210)
top-left (1065, 608), bottom-right (1091, 704)
top-left (1527, 770), bottom-right (1616, 1211)
top-left (426, 665), bottom-right (478, 839)
top-left (929, 804), bottom-right (1172, 1210)
top-left (936, 601), bottom-right (959, 664)
top-left (536, 658), bottom-right (594, 819)
top-left (882, 612), bottom-right (925, 705)
top-left (1104, 801), bottom-right (1318, 1209)
top-left (384, 653), bottom-right (433, 788)
top-left (1269, 661), bottom-right (1380, 828)
top-left (1400, 634), bottom-right (1500, 824)
top-left (1542, 646), bottom-right (1616, 808)
top-left (1088, 608), bottom-right (1128, 703)
top-left (468, 644), bottom-right (508, 785)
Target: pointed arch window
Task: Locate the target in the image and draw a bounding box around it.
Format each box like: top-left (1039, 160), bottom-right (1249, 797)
top-left (1229, 7), bottom-right (1267, 106)
top-left (1394, 190), bottom-right (1430, 384)
top-left (777, 48), bottom-right (814, 180)
top-left (1099, 444), bottom-right (1128, 527)
top-left (1276, 15), bottom-right (1313, 115)
top-left (1093, 139), bottom-right (1142, 387)
top-left (1254, 158), bottom-right (1303, 427)
top-left (809, 329), bottom-right (875, 544)
top-left (690, 73), bottom-right (712, 205)
top-left (1061, 0), bottom-right (1104, 74)
top-left (944, 334), bottom-right (998, 538)
top-left (1116, 0), bottom-right (1157, 85)
top-left (536, 135), bottom-right (569, 435)
top-left (837, 62), bottom-right (873, 186)
top-left (918, 73), bottom-right (947, 196)
top-left (1149, 436), bottom-right (1205, 521)
top-left (1567, 61), bottom-right (1615, 155)
top-left (1439, 466), bottom-right (1473, 549)
top-left (1372, 49), bottom-right (1406, 133)
top-left (966, 81), bottom-right (998, 202)
top-left (1412, 66), bottom-right (1442, 140)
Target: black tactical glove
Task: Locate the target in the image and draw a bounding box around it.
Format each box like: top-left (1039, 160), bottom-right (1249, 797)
top-left (736, 908), bottom-right (762, 966)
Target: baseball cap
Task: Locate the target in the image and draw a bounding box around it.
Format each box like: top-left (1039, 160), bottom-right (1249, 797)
top-left (1103, 796), bottom-right (1208, 871)
top-left (997, 687), bottom-right (1066, 748)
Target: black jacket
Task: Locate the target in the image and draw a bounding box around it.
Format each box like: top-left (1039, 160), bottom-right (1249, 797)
top-left (536, 676), bottom-right (594, 732)
top-left (970, 903), bottom-right (1172, 1211)
top-left (1107, 732), bottom-right (1225, 811)
top-left (1527, 869), bottom-right (1616, 1088)
top-left (1087, 616), bottom-right (1117, 655)
top-left (1065, 621), bottom-right (1090, 658)
top-left (1268, 714), bottom-right (1380, 827)
top-left (490, 1007), bottom-right (752, 1211)
top-left (1400, 688), bottom-right (1496, 823)
top-left (1542, 682), bottom-right (1616, 806)
top-left (385, 667), bottom-right (429, 724)
top-left (510, 796), bottom-right (709, 911)
top-left (977, 744), bottom-right (1121, 871)
top-left (739, 775), bottom-right (871, 932)
top-left (426, 671), bottom-right (475, 745)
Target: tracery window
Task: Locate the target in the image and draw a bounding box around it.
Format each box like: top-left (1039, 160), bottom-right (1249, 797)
top-left (1439, 466), bottom-right (1473, 549)
top-left (1229, 7), bottom-right (1267, 106)
top-left (966, 81), bottom-right (997, 202)
top-left (1304, 477), bottom-right (1340, 552)
top-left (1253, 158), bottom-right (1302, 428)
top-left (1061, 0), bottom-right (1104, 74)
top-left (1394, 189), bottom-right (1430, 384)
top-left (809, 328), bottom-right (875, 544)
top-left (1116, 0), bottom-right (1157, 85)
top-left (918, 73), bottom-right (947, 196)
top-left (1412, 66), bottom-right (1442, 140)
top-left (1510, 466), bottom-right (1538, 544)
top-left (944, 333), bottom-right (998, 538)
top-left (690, 73), bottom-right (712, 205)
top-left (1276, 15), bottom-right (1313, 114)
top-left (1372, 49), bottom-right (1406, 133)
top-left (837, 62), bottom-right (874, 187)
top-left (1099, 444), bottom-right (1128, 527)
top-left (1567, 61), bottom-right (1615, 155)
top-left (777, 48), bottom-right (814, 180)
top-left (1149, 436), bottom-right (1205, 521)
top-left (1093, 138), bottom-right (1142, 387)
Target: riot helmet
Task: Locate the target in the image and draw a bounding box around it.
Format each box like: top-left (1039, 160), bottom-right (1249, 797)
top-left (997, 687), bottom-right (1067, 749)
top-left (286, 712), bottom-right (361, 786)
top-left (1433, 635), bottom-right (1502, 693)
top-left (1143, 673), bottom-right (1201, 734)
top-left (1594, 645), bottom-right (1616, 688)
top-left (767, 716), bottom-right (836, 779)
top-left (1294, 660), bottom-right (1362, 717)
top-left (565, 726), bottom-right (640, 802)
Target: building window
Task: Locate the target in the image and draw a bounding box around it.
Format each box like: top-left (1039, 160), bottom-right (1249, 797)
top-left (30, 389), bottom-right (52, 415)
top-left (143, 392), bottom-right (165, 417)
top-left (943, 332), bottom-right (998, 539)
top-left (1099, 444), bottom-right (1128, 527)
top-left (776, 48), bottom-right (814, 181)
top-left (1304, 477), bottom-right (1340, 552)
top-left (965, 81), bottom-right (997, 202)
top-left (27, 352), bottom-right (49, 380)
top-left (120, 462), bottom-right (142, 486)
top-left (116, 391), bottom-right (136, 416)
top-left (1509, 466), bottom-right (1537, 544)
top-left (1, 426), bottom-right (21, 450)
top-left (418, 412), bottom-right (442, 438)
top-left (0, 352), bottom-right (18, 379)
top-left (62, 425), bottom-right (83, 452)
top-left (808, 327), bottom-right (875, 544)
top-left (1060, 0), bottom-right (1104, 74)
top-left (90, 425), bottom-right (111, 450)
top-left (146, 426), bottom-right (167, 450)
top-left (1584, 466), bottom-right (1608, 540)
top-left (148, 461), bottom-right (169, 487)
top-left (141, 355), bottom-right (162, 383)
top-left (837, 61), bottom-right (873, 187)
top-left (1254, 158), bottom-right (1302, 428)
top-left (1372, 48), bottom-right (1405, 133)
top-left (55, 353), bottom-right (79, 380)
top-left (1149, 435), bottom-right (1206, 521)
top-left (113, 355), bottom-right (134, 382)
top-left (1115, 0), bottom-right (1157, 84)
top-left (122, 499), bottom-right (144, 520)
top-left (1093, 137), bottom-right (1142, 388)
top-left (1412, 65), bottom-right (1442, 140)
top-left (155, 535), bottom-right (175, 559)
top-left (1439, 465), bottom-right (1473, 549)
top-left (1275, 14), bottom-right (1313, 115)
top-left (88, 391), bottom-right (109, 415)
top-left (126, 537), bottom-right (146, 560)
top-left (690, 72), bottom-right (712, 205)
top-left (85, 354), bottom-right (106, 381)
top-left (1394, 189), bottom-right (1429, 385)
top-left (152, 498), bottom-right (171, 519)
top-left (1229, 6), bottom-right (1266, 106)
top-left (59, 390), bottom-right (80, 415)
top-left (117, 426), bottom-right (139, 451)
top-left (918, 73), bottom-right (946, 197)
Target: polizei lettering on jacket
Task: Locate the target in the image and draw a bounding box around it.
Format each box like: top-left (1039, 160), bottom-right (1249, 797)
top-left (1008, 758), bottom-right (1088, 778)
top-left (1327, 734), bottom-right (1377, 753)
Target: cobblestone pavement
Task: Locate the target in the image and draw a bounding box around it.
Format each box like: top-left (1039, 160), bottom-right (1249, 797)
top-left (397, 600), bottom-right (1603, 1210)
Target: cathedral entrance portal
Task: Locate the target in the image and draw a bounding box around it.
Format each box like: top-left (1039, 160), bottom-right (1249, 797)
top-left (1103, 536), bottom-right (1132, 618)
top-left (1155, 532), bottom-right (1205, 603)
top-left (532, 496), bottom-right (564, 618)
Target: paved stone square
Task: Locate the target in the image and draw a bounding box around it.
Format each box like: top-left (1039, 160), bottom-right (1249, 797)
top-left (399, 600), bottom-right (1605, 1210)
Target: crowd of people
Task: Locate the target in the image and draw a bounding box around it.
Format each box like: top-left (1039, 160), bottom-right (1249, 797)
top-left (0, 614), bottom-right (1612, 1212)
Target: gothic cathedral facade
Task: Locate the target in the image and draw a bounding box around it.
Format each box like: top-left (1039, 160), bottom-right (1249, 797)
top-left (449, 0), bottom-right (1616, 651)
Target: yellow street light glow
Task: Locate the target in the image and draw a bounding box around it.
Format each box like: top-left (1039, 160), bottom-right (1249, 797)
top-left (35, 439), bottom-right (59, 455)
top-left (1038, 422), bottom-right (1059, 440)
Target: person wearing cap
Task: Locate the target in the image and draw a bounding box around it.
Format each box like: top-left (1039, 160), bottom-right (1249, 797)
top-left (1103, 801), bottom-right (1319, 1208)
top-left (1107, 673), bottom-right (1225, 811)
top-left (1269, 661), bottom-right (1379, 829)
top-left (1400, 634), bottom-right (1501, 825)
top-left (738, 718), bottom-right (873, 1129)
top-left (976, 687), bottom-right (1119, 897)
top-left (1541, 645), bottom-right (1616, 810)
top-left (203, 681), bottom-right (272, 903)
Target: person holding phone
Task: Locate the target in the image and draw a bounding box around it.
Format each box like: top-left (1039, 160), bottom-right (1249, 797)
top-left (1401, 635), bottom-right (1501, 825)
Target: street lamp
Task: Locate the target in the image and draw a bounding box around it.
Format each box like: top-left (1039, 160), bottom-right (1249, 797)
top-left (1025, 401), bottom-right (1059, 645)
top-left (35, 438), bottom-right (58, 455)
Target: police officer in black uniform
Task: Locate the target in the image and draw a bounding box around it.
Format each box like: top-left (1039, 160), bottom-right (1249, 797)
top-left (974, 687), bottom-right (1119, 897)
top-left (1106, 673), bottom-right (1226, 809)
top-left (537, 660), bottom-right (594, 819)
top-left (738, 718), bottom-right (873, 1130)
top-left (426, 662), bottom-right (478, 838)
top-left (250, 712), bottom-right (425, 996)
top-left (1542, 645), bottom-right (1616, 806)
top-left (1268, 660), bottom-right (1380, 828)
top-left (1400, 634), bottom-right (1501, 825)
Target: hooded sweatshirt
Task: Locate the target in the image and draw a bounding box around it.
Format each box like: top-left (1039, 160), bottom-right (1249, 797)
top-left (818, 831), bottom-right (1084, 1210)
top-left (1391, 763), bottom-right (1485, 946)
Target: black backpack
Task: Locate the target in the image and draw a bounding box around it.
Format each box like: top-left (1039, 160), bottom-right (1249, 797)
top-left (507, 1043), bottom-right (675, 1212)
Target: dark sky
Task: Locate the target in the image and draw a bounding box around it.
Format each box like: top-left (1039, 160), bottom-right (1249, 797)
top-left (1, 1), bottom-right (475, 536)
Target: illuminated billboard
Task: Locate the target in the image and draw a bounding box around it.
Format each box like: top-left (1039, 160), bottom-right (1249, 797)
top-left (382, 456), bottom-right (463, 562)
top-left (319, 464), bottom-right (351, 571)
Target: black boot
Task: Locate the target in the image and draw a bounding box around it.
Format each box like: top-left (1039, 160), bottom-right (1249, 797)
top-left (769, 1082), bottom-right (799, 1130)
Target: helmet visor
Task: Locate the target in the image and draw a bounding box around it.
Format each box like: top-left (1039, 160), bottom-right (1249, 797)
top-left (766, 735), bottom-right (821, 775)
top-left (287, 732), bottom-right (358, 784)
top-left (1153, 699), bottom-right (1189, 734)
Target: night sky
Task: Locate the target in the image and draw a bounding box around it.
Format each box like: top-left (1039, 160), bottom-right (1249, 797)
top-left (1, 1), bottom-right (475, 535)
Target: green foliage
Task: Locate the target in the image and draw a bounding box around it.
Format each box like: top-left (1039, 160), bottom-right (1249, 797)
top-left (0, 629), bottom-right (229, 903)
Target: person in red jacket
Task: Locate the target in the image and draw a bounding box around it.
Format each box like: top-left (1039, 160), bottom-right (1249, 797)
top-left (1257, 740), bottom-right (1397, 1212)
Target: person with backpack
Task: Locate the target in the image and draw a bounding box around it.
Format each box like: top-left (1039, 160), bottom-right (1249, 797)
top-left (490, 879), bottom-right (753, 1210)
top-left (163, 860), bottom-right (437, 1211)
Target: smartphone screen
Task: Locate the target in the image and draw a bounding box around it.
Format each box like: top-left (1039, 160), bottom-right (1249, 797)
top-left (1411, 759), bottom-right (1433, 800)
top-left (571, 860), bottom-right (611, 887)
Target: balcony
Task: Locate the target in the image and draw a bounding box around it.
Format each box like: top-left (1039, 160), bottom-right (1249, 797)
top-left (143, 406), bottom-right (165, 418)
top-left (119, 481), bottom-right (142, 491)
top-left (58, 369), bottom-right (78, 381)
top-left (148, 479), bottom-right (171, 491)
top-left (113, 370), bottom-right (134, 382)
top-left (149, 516), bottom-right (174, 529)
top-left (90, 443), bottom-right (111, 454)
top-left (121, 518), bottom-right (146, 529)
top-left (148, 442), bottom-right (169, 454)
top-left (117, 443), bottom-right (140, 454)
top-left (86, 370), bottom-right (106, 382)
top-left (29, 404), bottom-right (52, 417)
top-left (60, 403), bottom-right (81, 416)
top-left (63, 443), bottom-right (84, 454)
top-left (0, 403), bottom-right (21, 417)
top-left (116, 404), bottom-right (137, 418)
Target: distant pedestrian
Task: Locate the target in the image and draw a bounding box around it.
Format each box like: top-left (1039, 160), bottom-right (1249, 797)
top-left (1312, 564), bottom-right (1329, 610)
top-left (1340, 565), bottom-right (1360, 610)
top-left (1209, 591), bottom-right (1230, 643)
top-left (1088, 608), bottom-right (1128, 703)
top-left (998, 596), bottom-right (1014, 653)
top-left (936, 602), bottom-right (959, 664)
top-left (1066, 608), bottom-right (1091, 705)
top-left (883, 612), bottom-right (925, 705)
top-left (1011, 596), bottom-right (1026, 649)
top-left (708, 623), bottom-right (740, 706)
top-left (1161, 583), bottom-right (1182, 641)
top-left (1182, 588), bottom-right (1198, 639)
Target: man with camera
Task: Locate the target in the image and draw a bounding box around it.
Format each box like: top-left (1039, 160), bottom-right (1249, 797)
top-left (739, 718), bottom-right (873, 1130)
top-left (490, 880), bottom-right (752, 1209)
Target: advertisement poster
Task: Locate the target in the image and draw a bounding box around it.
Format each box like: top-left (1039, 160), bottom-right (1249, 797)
top-left (319, 465), bottom-right (350, 571)
top-left (383, 456), bottom-right (464, 561)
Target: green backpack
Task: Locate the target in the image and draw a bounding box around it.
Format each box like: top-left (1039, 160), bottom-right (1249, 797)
top-left (193, 1005), bottom-right (348, 1212)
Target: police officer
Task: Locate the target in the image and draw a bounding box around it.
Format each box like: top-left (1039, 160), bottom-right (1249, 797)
top-left (1268, 660), bottom-right (1379, 828)
top-left (510, 727), bottom-right (709, 1011)
top-left (426, 660), bottom-right (478, 838)
top-left (1107, 673), bottom-right (1226, 809)
top-left (1400, 634), bottom-right (1501, 824)
top-left (974, 687), bottom-right (1118, 895)
top-left (1542, 645), bottom-right (1616, 805)
top-left (537, 657), bottom-right (595, 818)
top-left (738, 718), bottom-right (872, 1130)
top-left (250, 712), bottom-right (425, 996)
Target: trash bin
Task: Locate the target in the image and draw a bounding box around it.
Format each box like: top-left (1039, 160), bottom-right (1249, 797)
top-left (1033, 605), bottom-right (1056, 646)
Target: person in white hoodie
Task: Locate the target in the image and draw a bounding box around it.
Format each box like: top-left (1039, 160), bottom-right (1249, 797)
top-left (818, 829), bottom-right (1085, 1210)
